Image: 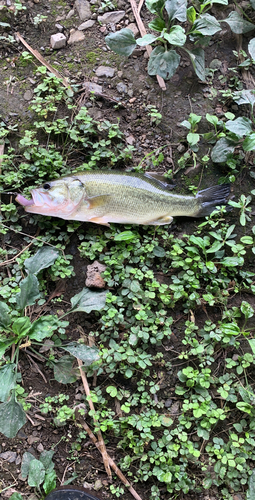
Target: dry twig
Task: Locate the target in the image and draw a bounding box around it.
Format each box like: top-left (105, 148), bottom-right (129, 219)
top-left (129, 0), bottom-right (166, 90)
top-left (75, 410), bottom-right (143, 500)
top-left (77, 358), bottom-right (112, 479)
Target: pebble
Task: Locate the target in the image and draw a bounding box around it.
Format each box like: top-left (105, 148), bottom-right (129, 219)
top-left (23, 90), bottom-right (33, 101)
top-left (50, 33), bottom-right (67, 49)
top-left (126, 23), bottom-right (139, 36)
top-left (116, 82), bottom-right (128, 94)
top-left (66, 9), bottom-right (75, 19)
top-left (0, 451), bottom-right (17, 463)
top-left (85, 261), bottom-right (106, 288)
top-left (83, 81), bottom-right (102, 93)
top-left (78, 19), bottom-right (95, 30)
top-left (95, 65), bottom-right (115, 78)
top-left (97, 10), bottom-right (125, 24)
top-left (68, 30), bottom-right (86, 44)
top-left (55, 23), bottom-right (64, 32)
top-left (74, 0), bottom-right (91, 21)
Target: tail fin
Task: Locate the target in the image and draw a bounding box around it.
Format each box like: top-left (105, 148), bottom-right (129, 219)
top-left (195, 184), bottom-right (230, 217)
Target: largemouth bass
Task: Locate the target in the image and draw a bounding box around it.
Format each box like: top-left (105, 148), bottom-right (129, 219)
top-left (15, 171), bottom-right (230, 226)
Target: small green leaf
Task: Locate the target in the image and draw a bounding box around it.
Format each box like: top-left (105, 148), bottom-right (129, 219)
top-left (106, 386), bottom-right (118, 397)
top-left (136, 34), bottom-right (159, 46)
top-left (148, 46), bottom-right (180, 79)
top-left (70, 288), bottom-right (106, 314)
top-left (148, 17), bottom-right (166, 32)
top-left (153, 246), bottom-right (166, 257)
top-left (43, 470), bottom-right (57, 495)
top-left (240, 236), bottom-right (253, 244)
top-left (185, 47), bottom-right (205, 81)
top-left (9, 494), bottom-right (23, 500)
top-left (187, 6), bottom-right (196, 24)
top-left (40, 450), bottom-right (55, 473)
top-left (12, 316), bottom-right (31, 338)
top-left (114, 231), bottom-right (136, 242)
top-left (206, 114), bottom-right (218, 126)
top-left (233, 89), bottom-right (255, 106)
top-left (0, 391), bottom-right (26, 438)
top-left (61, 342), bottom-right (100, 365)
top-left (105, 29), bottom-right (137, 56)
top-left (146, 0), bottom-right (165, 15)
top-left (24, 247), bottom-right (60, 275)
top-left (0, 364), bottom-right (17, 402)
top-left (243, 133), bottom-right (255, 151)
top-left (29, 316), bottom-right (60, 341)
top-left (28, 459), bottom-right (45, 487)
top-left (16, 274), bottom-right (40, 310)
top-left (247, 469), bottom-right (255, 500)
top-left (21, 452), bottom-right (35, 479)
top-left (187, 132), bottom-right (200, 146)
top-left (164, 25), bottom-right (186, 47)
top-left (194, 13), bottom-right (221, 35)
top-left (248, 339), bottom-right (255, 355)
top-left (223, 11), bottom-right (255, 34)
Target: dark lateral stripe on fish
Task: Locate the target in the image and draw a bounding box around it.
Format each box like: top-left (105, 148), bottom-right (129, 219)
top-left (195, 184), bottom-right (231, 217)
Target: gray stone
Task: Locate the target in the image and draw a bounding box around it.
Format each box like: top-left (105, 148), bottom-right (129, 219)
top-left (116, 82), bottom-right (128, 94)
top-left (126, 23), bottom-right (139, 36)
top-left (95, 65), bottom-right (115, 77)
top-left (50, 32), bottom-right (67, 49)
top-left (23, 90), bottom-right (33, 101)
top-left (0, 451), bottom-right (17, 463)
top-left (55, 23), bottom-right (64, 32)
top-left (98, 10), bottom-right (125, 24)
top-left (66, 8), bottom-right (75, 19)
top-left (75, 0), bottom-right (91, 21)
top-left (78, 19), bottom-right (95, 30)
top-left (83, 81), bottom-right (102, 93)
top-left (68, 30), bottom-right (86, 44)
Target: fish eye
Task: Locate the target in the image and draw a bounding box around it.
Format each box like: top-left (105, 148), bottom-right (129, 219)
top-left (43, 183), bottom-right (51, 190)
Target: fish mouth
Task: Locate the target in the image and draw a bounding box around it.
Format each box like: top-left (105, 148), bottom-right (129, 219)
top-left (15, 193), bottom-right (35, 207)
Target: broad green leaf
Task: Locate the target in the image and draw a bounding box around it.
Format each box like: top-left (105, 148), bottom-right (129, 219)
top-left (12, 317), bottom-right (31, 338)
top-left (206, 114), bottom-right (218, 126)
top-left (61, 341), bottom-right (100, 365)
top-left (225, 117), bottom-right (253, 137)
top-left (148, 46), bottom-right (180, 79)
top-left (248, 338), bottom-right (255, 355)
top-left (187, 6), bottom-right (196, 24)
top-left (21, 452), bottom-right (37, 479)
top-left (43, 470), bottom-right (57, 495)
top-left (153, 245), bottom-right (166, 257)
top-left (221, 256), bottom-right (244, 266)
top-left (233, 89), bottom-right (255, 106)
top-left (0, 363), bottom-right (17, 402)
top-left (16, 274), bottom-right (40, 310)
top-left (210, 0), bottom-right (228, 3)
top-left (0, 339), bottom-right (14, 360)
top-left (211, 138), bottom-right (236, 162)
top-left (240, 236), bottom-right (253, 244)
top-left (39, 450), bottom-right (55, 473)
top-left (146, 0), bottom-right (165, 15)
top-left (9, 494), bottom-right (23, 500)
top-left (247, 469), bottom-right (255, 500)
top-left (148, 17), bottom-right (166, 32)
top-left (193, 14), bottom-right (221, 35)
top-left (136, 34), bottom-right (159, 46)
top-left (70, 288), bottom-right (106, 314)
top-left (164, 26), bottom-right (186, 47)
top-left (51, 355), bottom-right (78, 384)
top-left (223, 11), bottom-right (255, 34)
top-left (165, 0), bottom-right (187, 22)
top-left (0, 391), bottom-right (26, 438)
top-left (241, 301), bottom-right (254, 319)
top-left (24, 246), bottom-right (60, 275)
top-left (248, 37), bottom-right (255, 60)
top-left (187, 132), bottom-right (200, 146)
top-left (185, 47), bottom-right (205, 81)
top-left (114, 231), bottom-right (136, 242)
top-left (105, 29), bottom-right (137, 56)
top-left (206, 240), bottom-right (223, 253)
top-left (28, 459), bottom-right (45, 487)
top-left (0, 301), bottom-right (11, 329)
top-left (243, 133), bottom-right (255, 151)
top-left (29, 316), bottom-right (59, 341)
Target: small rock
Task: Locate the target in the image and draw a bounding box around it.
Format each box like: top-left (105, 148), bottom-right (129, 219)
top-left (68, 30), bottom-right (86, 44)
top-left (78, 19), bottom-right (95, 30)
top-left (23, 90), bottom-right (33, 101)
top-left (164, 399), bottom-right (172, 408)
top-left (75, 0), bottom-right (91, 21)
top-left (0, 451), bottom-right (17, 463)
top-left (98, 10), bottom-right (125, 24)
top-left (126, 135), bottom-right (135, 145)
top-left (27, 435), bottom-right (39, 445)
top-left (126, 23), bottom-right (139, 36)
top-left (37, 443), bottom-right (44, 453)
top-left (55, 23), bottom-right (64, 32)
top-left (94, 479), bottom-right (103, 491)
top-left (66, 8), bottom-right (75, 19)
top-left (86, 261), bottom-right (106, 289)
top-left (50, 33), bottom-right (67, 49)
top-left (83, 81), bottom-right (102, 93)
top-left (95, 65), bottom-right (115, 77)
top-left (116, 82), bottom-right (128, 94)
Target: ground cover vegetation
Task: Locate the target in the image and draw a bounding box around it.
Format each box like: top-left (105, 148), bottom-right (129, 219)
top-left (1, 1), bottom-right (255, 499)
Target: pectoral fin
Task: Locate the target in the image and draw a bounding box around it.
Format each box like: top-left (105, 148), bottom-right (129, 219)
top-left (89, 216), bottom-right (110, 227)
top-left (145, 215), bottom-right (173, 226)
top-left (87, 194), bottom-right (111, 209)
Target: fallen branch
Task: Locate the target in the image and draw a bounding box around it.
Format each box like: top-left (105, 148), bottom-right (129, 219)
top-left (129, 0), bottom-right (166, 90)
top-left (15, 32), bottom-right (70, 88)
top-left (75, 410), bottom-right (143, 500)
top-left (77, 358), bottom-right (112, 479)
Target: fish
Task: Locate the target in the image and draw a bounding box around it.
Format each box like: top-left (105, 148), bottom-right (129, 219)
top-left (15, 170), bottom-right (230, 226)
